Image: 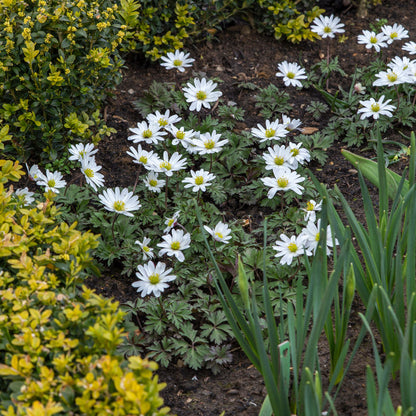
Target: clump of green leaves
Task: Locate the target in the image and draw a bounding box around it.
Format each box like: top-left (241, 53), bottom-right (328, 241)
top-left (0, 0), bottom-right (123, 163)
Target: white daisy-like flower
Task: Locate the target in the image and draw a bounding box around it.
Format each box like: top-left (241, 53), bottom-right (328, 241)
top-left (381, 23), bottom-right (409, 44)
top-left (406, 61), bottom-right (416, 83)
top-left (183, 78), bottom-right (223, 112)
top-left (167, 124), bottom-right (194, 148)
top-left (132, 261), bottom-right (176, 297)
top-left (357, 30), bottom-right (388, 52)
top-left (310, 14), bottom-right (345, 39)
top-left (287, 142), bottom-right (310, 169)
top-left (203, 221), bottom-right (232, 244)
top-left (388, 56), bottom-right (414, 72)
top-left (262, 144), bottom-right (293, 171)
top-left (15, 187), bottom-right (35, 205)
top-left (261, 167), bottom-right (305, 199)
top-left (27, 164), bottom-right (43, 181)
top-left (299, 219), bottom-right (338, 255)
top-left (152, 151), bottom-right (187, 176)
top-left (301, 199), bottom-right (322, 222)
top-left (273, 234), bottom-right (310, 266)
top-left (36, 169), bottom-right (67, 193)
top-left (68, 143), bottom-right (98, 162)
top-left (402, 41), bottom-right (416, 55)
top-left (126, 145), bottom-right (158, 170)
top-left (128, 121), bottom-right (166, 144)
top-left (164, 210), bottom-right (180, 233)
top-left (157, 229), bottom-right (191, 262)
top-left (281, 115), bottom-right (302, 132)
top-left (80, 157), bottom-right (105, 191)
top-left (98, 187), bottom-right (141, 217)
top-left (373, 68), bottom-right (411, 87)
top-left (146, 110), bottom-right (182, 128)
top-left (191, 130), bottom-right (229, 155)
top-left (135, 237), bottom-right (155, 260)
top-left (160, 50), bottom-right (195, 72)
top-left (251, 119), bottom-right (288, 143)
top-left (182, 169), bottom-right (216, 192)
top-left (143, 171), bottom-right (165, 193)
top-left (357, 95), bottom-right (396, 120)
top-left (275, 61), bottom-right (307, 88)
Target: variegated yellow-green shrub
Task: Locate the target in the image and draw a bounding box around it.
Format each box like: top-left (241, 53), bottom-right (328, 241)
top-left (0, 160), bottom-right (170, 416)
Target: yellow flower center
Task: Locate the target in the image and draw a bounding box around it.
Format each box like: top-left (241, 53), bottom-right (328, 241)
top-left (274, 156), bottom-right (284, 165)
top-left (290, 147), bottom-right (299, 156)
top-left (143, 129), bottom-right (153, 138)
top-left (370, 36), bottom-right (378, 44)
top-left (168, 219), bottom-right (174, 227)
top-left (195, 176), bottom-right (204, 185)
top-left (287, 71), bottom-right (295, 79)
top-left (139, 155), bottom-right (148, 164)
top-left (149, 179), bottom-right (158, 187)
top-left (47, 179), bottom-right (56, 188)
top-left (171, 241), bottom-right (180, 250)
top-left (176, 131), bottom-right (185, 140)
top-left (143, 246), bottom-right (150, 252)
top-left (173, 59), bottom-right (183, 67)
top-left (160, 161), bottom-right (172, 170)
top-left (387, 73), bottom-right (398, 82)
top-left (196, 90), bottom-right (207, 100)
top-left (159, 118), bottom-right (168, 126)
top-left (288, 242), bottom-right (298, 253)
top-left (149, 273), bottom-right (160, 284)
top-left (215, 232), bottom-right (223, 239)
top-left (204, 140), bottom-right (215, 149)
top-left (306, 201), bottom-right (315, 211)
top-left (324, 26), bottom-right (332, 33)
top-left (315, 232), bottom-right (320, 242)
top-left (113, 200), bottom-right (126, 212)
top-left (390, 32), bottom-right (398, 39)
top-left (371, 103), bottom-right (380, 112)
top-left (84, 168), bottom-right (94, 178)
top-left (277, 177), bottom-right (289, 188)
top-left (265, 128), bottom-right (275, 138)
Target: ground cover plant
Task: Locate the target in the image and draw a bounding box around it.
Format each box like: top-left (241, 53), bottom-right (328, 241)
top-left (2, 0), bottom-right (416, 414)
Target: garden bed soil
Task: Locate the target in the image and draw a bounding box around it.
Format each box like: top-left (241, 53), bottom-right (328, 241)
top-left (88, 0), bottom-right (413, 414)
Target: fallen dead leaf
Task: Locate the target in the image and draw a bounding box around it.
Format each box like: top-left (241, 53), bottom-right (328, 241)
top-left (301, 127), bottom-right (319, 135)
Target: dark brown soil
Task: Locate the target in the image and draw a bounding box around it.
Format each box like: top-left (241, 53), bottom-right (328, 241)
top-left (90, 0), bottom-right (414, 414)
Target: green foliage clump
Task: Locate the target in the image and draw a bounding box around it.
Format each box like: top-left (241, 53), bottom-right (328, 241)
top-left (0, 0), bottom-right (124, 163)
top-left (0, 160), bottom-right (170, 415)
top-left (118, 0), bottom-right (324, 60)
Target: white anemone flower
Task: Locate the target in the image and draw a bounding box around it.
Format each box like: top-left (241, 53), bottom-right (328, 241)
top-left (164, 210), bottom-right (180, 233)
top-left (135, 237), bottom-right (155, 260)
top-left (80, 157), bottom-right (105, 191)
top-left (251, 119), bottom-right (288, 143)
top-left (27, 164), bottom-right (43, 181)
top-left (373, 68), bottom-right (411, 87)
top-left (357, 95), bottom-right (396, 120)
top-left (275, 61), bottom-right (307, 88)
top-left (160, 50), bottom-right (195, 72)
top-left (15, 187), bottom-right (35, 205)
top-left (183, 78), bottom-right (223, 112)
top-left (261, 167), bottom-right (305, 199)
top-left (36, 169), bottom-right (66, 193)
top-left (299, 219), bottom-right (338, 255)
top-left (357, 30), bottom-right (388, 52)
top-left (146, 110), bottom-right (182, 128)
top-left (262, 145), bottom-right (293, 171)
top-left (182, 169), bottom-right (216, 192)
top-left (126, 145), bottom-right (158, 170)
top-left (381, 23), bottom-right (409, 44)
top-left (388, 56), bottom-right (414, 72)
top-left (157, 229), bottom-right (191, 262)
top-left (310, 14), bottom-right (345, 39)
top-left (128, 121), bottom-right (166, 144)
top-left (167, 125), bottom-right (194, 147)
top-left (98, 187), bottom-right (141, 217)
top-left (301, 200), bottom-right (322, 222)
top-left (153, 151), bottom-right (187, 176)
top-left (273, 234), bottom-right (310, 266)
top-left (281, 115), bottom-right (302, 132)
top-left (287, 142), bottom-right (310, 169)
top-left (143, 171), bottom-right (165, 193)
top-left (191, 130), bottom-right (229, 155)
top-left (402, 41), bottom-right (416, 55)
top-left (132, 261), bottom-right (176, 297)
top-left (204, 222), bottom-right (232, 244)
top-left (68, 143), bottom-right (98, 162)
